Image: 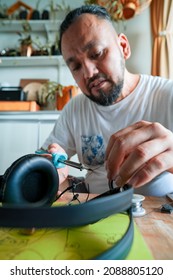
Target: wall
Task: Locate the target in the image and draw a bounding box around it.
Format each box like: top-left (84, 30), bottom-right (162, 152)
top-left (0, 0), bottom-right (152, 87)
top-left (118, 8), bottom-right (152, 75)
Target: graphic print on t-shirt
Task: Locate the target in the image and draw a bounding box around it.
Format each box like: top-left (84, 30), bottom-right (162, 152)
top-left (81, 135), bottom-right (105, 166)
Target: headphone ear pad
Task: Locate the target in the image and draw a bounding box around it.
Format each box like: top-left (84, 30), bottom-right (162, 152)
top-left (2, 154), bottom-right (59, 207)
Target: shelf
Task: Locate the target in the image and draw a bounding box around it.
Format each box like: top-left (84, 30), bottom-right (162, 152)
top-left (0, 55), bottom-right (66, 67)
top-left (0, 111), bottom-right (61, 122)
top-left (0, 20), bottom-right (62, 32)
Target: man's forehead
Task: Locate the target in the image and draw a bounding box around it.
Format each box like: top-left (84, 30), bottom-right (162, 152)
top-left (62, 14), bottom-right (112, 46)
top-left (63, 13), bottom-right (111, 39)
top-left (72, 13), bottom-right (105, 28)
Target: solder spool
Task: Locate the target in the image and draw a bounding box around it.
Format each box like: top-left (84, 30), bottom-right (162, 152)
top-left (132, 194), bottom-right (146, 217)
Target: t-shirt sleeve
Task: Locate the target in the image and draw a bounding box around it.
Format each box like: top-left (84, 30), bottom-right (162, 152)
top-left (41, 103), bottom-right (76, 158)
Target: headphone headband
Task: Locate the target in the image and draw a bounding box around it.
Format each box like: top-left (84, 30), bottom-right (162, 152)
top-left (0, 185), bottom-right (133, 228)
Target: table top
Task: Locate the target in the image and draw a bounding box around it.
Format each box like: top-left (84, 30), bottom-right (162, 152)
top-left (134, 196), bottom-right (173, 260)
top-left (61, 192), bottom-right (173, 260)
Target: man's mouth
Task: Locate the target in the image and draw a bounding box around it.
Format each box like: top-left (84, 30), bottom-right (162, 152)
top-left (89, 78), bottom-right (107, 91)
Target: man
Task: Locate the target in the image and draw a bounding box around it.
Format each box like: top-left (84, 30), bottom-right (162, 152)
top-left (42, 4), bottom-right (173, 196)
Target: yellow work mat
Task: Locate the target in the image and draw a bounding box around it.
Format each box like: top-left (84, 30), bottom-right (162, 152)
top-left (0, 213), bottom-right (153, 260)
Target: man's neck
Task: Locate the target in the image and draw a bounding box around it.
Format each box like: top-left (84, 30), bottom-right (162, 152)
top-left (116, 70), bottom-right (140, 103)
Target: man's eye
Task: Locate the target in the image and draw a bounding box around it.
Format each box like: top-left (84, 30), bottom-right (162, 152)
top-left (72, 64), bottom-right (81, 72)
top-left (91, 51), bottom-right (102, 59)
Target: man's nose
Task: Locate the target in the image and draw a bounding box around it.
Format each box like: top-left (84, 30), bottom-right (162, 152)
top-left (82, 61), bottom-right (98, 79)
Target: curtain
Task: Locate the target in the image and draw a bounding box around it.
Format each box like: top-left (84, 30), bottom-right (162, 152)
top-left (151, 0), bottom-right (173, 79)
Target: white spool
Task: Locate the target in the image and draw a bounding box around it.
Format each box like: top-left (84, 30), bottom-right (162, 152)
top-left (132, 194), bottom-right (146, 217)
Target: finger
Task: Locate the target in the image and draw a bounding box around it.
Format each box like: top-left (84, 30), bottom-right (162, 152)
top-left (106, 122), bottom-right (156, 178)
top-left (106, 122), bottom-right (170, 180)
top-left (128, 150), bottom-right (173, 187)
top-left (48, 143), bottom-right (65, 154)
top-left (105, 120), bottom-right (150, 160)
top-left (116, 137), bottom-right (170, 184)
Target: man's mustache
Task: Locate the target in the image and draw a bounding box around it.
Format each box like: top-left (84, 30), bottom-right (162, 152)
top-left (87, 73), bottom-right (108, 90)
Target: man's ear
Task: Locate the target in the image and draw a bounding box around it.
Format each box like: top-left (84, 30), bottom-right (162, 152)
top-left (118, 33), bottom-right (131, 60)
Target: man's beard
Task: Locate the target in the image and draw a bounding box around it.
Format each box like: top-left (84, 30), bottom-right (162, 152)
top-left (85, 61), bottom-right (125, 106)
top-left (86, 79), bottom-right (124, 106)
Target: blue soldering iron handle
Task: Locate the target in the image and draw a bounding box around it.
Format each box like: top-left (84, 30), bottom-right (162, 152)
top-left (35, 149), bottom-right (68, 169)
top-left (51, 153), bottom-right (68, 168)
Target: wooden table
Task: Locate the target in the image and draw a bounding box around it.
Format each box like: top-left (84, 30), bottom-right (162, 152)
top-left (135, 196), bottom-right (173, 260)
top-left (61, 192), bottom-right (173, 260)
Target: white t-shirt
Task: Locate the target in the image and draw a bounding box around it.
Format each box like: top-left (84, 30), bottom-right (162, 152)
top-left (43, 74), bottom-right (173, 196)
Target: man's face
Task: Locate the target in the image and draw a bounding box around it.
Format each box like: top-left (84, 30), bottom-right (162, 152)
top-left (61, 14), bottom-right (127, 106)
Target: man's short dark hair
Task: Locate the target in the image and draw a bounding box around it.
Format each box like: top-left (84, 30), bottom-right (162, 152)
top-left (58, 4), bottom-right (111, 53)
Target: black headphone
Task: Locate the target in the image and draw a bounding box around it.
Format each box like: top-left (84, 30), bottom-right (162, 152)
top-left (0, 154), bottom-right (134, 260)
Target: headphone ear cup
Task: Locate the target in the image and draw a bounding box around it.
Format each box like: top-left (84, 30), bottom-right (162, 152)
top-left (2, 154), bottom-right (59, 207)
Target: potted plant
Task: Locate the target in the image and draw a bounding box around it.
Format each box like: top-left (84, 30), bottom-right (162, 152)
top-left (85, 0), bottom-right (124, 20)
top-left (19, 34), bottom-right (32, 56)
top-left (37, 81), bottom-right (79, 110)
top-left (31, 35), bottom-right (51, 56)
top-left (18, 21), bottom-right (33, 56)
top-left (56, 85), bottom-right (80, 110)
top-left (37, 81), bottom-right (63, 110)
top-left (85, 0), bottom-right (151, 21)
